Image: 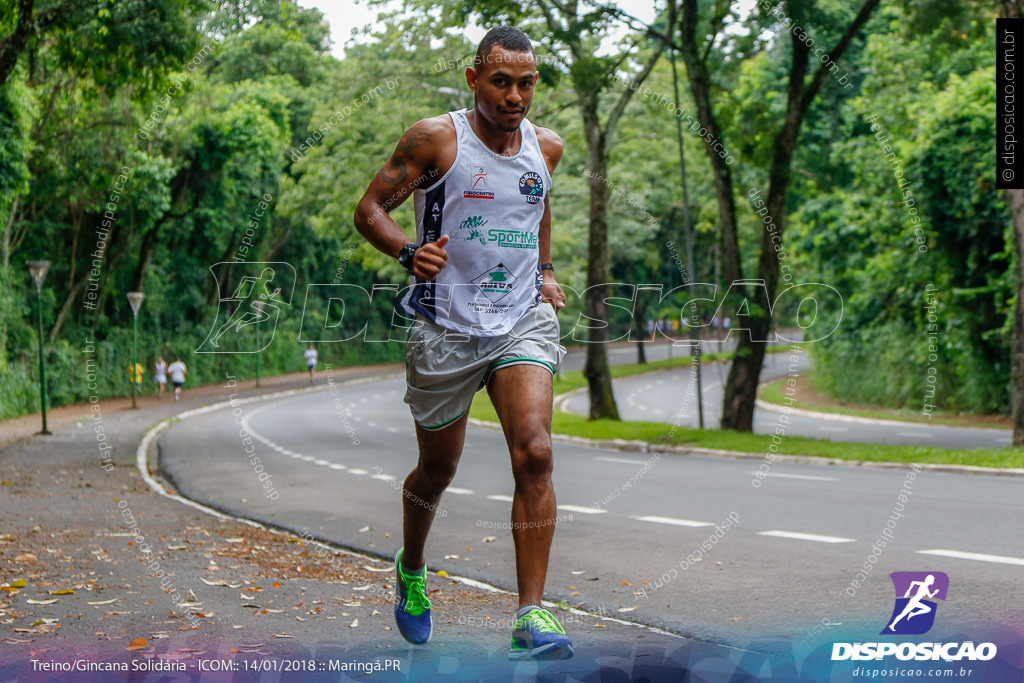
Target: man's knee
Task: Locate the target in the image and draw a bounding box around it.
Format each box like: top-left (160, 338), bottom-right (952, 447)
top-left (512, 436), bottom-right (553, 482)
top-left (418, 459), bottom-right (458, 493)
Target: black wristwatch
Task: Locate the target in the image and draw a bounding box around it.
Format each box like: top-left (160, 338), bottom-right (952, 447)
top-left (397, 243), bottom-right (417, 270)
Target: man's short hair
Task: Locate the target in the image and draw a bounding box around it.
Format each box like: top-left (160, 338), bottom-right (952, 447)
top-left (474, 26), bottom-right (535, 71)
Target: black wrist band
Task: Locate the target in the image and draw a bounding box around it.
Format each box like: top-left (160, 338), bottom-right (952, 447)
top-left (540, 263), bottom-right (555, 272)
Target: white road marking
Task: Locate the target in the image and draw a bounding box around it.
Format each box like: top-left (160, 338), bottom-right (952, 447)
top-left (633, 516), bottom-right (714, 528)
top-left (446, 487), bottom-right (475, 495)
top-left (371, 473), bottom-right (396, 482)
top-left (596, 456), bottom-right (647, 465)
top-left (367, 422), bottom-right (378, 428)
top-left (328, 464), bottom-right (347, 470)
top-left (917, 549), bottom-right (1024, 566)
top-left (348, 468), bottom-right (368, 475)
top-left (746, 472), bottom-right (839, 482)
top-left (557, 504), bottom-right (607, 515)
top-left (387, 427), bottom-right (400, 433)
top-left (758, 530), bottom-right (854, 544)
top-left (487, 494), bottom-right (515, 503)
top-left (313, 459), bottom-right (331, 466)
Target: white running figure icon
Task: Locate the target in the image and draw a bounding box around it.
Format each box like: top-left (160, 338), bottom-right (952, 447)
top-left (888, 574), bottom-right (939, 631)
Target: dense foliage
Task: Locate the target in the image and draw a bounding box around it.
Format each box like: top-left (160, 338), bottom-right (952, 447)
top-left (0, 0), bottom-right (1011, 422)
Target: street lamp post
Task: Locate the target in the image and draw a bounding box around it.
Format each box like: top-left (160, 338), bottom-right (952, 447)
top-left (26, 261), bottom-right (51, 435)
top-left (127, 292), bottom-right (145, 409)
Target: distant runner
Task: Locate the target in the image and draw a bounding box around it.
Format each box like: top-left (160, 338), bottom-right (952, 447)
top-left (304, 344), bottom-right (318, 384)
top-left (167, 356), bottom-right (188, 401)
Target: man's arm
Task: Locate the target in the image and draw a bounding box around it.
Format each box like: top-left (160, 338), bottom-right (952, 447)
top-left (535, 125), bottom-right (566, 311)
top-left (353, 117), bottom-right (454, 281)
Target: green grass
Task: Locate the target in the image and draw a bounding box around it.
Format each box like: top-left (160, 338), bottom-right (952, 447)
top-left (469, 354), bottom-right (1024, 469)
top-left (760, 377), bottom-right (1009, 430)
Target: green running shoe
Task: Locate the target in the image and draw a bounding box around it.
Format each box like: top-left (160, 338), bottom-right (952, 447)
top-left (509, 607), bottom-right (574, 660)
top-left (394, 548), bottom-right (432, 644)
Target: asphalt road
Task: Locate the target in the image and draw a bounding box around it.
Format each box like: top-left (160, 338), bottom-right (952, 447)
top-left (561, 342), bottom-right (1012, 449)
top-left (160, 372), bottom-right (1024, 652)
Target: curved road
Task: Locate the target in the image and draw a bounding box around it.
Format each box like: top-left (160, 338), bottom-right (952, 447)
top-left (161, 371), bottom-right (1024, 651)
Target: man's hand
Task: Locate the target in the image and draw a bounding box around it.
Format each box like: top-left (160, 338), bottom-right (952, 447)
top-left (540, 273), bottom-right (566, 312)
top-left (412, 234), bottom-right (449, 281)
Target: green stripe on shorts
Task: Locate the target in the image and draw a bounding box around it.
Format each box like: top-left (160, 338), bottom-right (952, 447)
top-left (488, 356), bottom-right (555, 373)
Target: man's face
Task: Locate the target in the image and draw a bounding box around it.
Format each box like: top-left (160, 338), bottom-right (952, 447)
top-left (467, 45), bottom-right (538, 133)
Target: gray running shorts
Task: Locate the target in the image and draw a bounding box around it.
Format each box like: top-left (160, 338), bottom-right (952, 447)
top-left (404, 303), bottom-right (566, 430)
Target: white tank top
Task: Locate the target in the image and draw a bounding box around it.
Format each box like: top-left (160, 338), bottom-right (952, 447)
top-left (402, 109), bottom-right (552, 336)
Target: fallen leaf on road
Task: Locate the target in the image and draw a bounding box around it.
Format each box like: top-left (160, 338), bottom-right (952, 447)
top-left (31, 618), bottom-right (58, 626)
top-left (571, 570), bottom-right (585, 575)
top-left (225, 538), bottom-right (245, 544)
top-left (10, 579), bottom-right (26, 588)
top-left (349, 619), bottom-right (359, 628)
top-left (444, 554), bottom-right (460, 559)
top-left (14, 554), bottom-right (37, 563)
top-left (27, 598), bottom-right (59, 605)
top-left (127, 637), bottom-right (149, 651)
top-left (50, 589), bottom-right (75, 595)
top-left (166, 545), bottom-right (188, 551)
top-left (272, 633), bottom-right (294, 639)
top-left (618, 606), bottom-right (638, 612)
top-left (437, 570), bottom-right (448, 577)
top-left (358, 526), bottom-right (372, 533)
top-left (351, 585), bottom-right (373, 591)
top-left (362, 565), bottom-right (390, 573)
top-left (482, 537), bottom-right (496, 543)
top-left (272, 582), bottom-right (282, 588)
top-left (88, 598), bottom-right (118, 605)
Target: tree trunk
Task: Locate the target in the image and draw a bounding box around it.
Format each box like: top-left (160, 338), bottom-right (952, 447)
top-left (679, 0), bottom-right (742, 286)
top-left (582, 102), bottom-right (620, 420)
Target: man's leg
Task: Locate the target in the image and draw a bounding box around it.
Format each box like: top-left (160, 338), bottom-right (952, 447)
top-left (401, 413), bottom-right (469, 571)
top-left (486, 365), bottom-right (555, 607)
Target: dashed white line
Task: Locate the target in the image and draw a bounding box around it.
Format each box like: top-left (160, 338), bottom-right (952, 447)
top-left (746, 472), bottom-right (839, 482)
top-left (328, 464), bottom-right (347, 470)
top-left (758, 530), bottom-right (854, 544)
top-left (387, 427), bottom-right (400, 433)
top-left (487, 494), bottom-right (515, 503)
top-left (348, 468), bottom-right (368, 475)
top-left (557, 504), bottom-right (607, 515)
top-left (446, 487), bottom-right (475, 495)
top-left (633, 516), bottom-right (714, 528)
top-left (596, 456), bottom-right (647, 465)
top-left (371, 473), bottom-right (396, 482)
top-left (917, 549), bottom-right (1024, 567)
top-left (313, 459), bottom-right (331, 466)
top-left (367, 422), bottom-right (378, 428)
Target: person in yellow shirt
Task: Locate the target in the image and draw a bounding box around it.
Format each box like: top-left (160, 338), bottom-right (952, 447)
top-left (128, 362), bottom-right (144, 393)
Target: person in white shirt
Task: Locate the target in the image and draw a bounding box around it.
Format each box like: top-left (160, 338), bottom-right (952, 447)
top-left (303, 344), bottom-right (318, 384)
top-left (167, 357), bottom-right (188, 401)
top-left (154, 356), bottom-right (167, 400)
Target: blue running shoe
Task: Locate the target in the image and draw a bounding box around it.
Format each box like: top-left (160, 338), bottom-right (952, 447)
top-left (509, 607), bottom-right (574, 660)
top-left (394, 548), bottom-right (432, 644)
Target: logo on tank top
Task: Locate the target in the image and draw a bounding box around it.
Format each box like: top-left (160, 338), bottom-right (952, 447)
top-left (464, 166), bottom-right (495, 199)
top-left (471, 263), bottom-right (518, 303)
top-left (519, 171), bottom-right (545, 204)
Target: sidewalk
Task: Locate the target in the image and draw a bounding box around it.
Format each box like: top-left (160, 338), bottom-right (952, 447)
top-left (0, 366), bottom-right (726, 680)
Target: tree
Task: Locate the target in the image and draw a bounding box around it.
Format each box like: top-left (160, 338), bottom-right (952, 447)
top-left (1001, 0), bottom-right (1024, 445)
top-left (671, 0), bottom-right (881, 431)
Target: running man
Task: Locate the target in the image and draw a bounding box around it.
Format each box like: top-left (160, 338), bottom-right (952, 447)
top-left (154, 356), bottom-right (167, 400)
top-left (354, 26), bottom-right (571, 660)
top-left (304, 344), bottom-right (318, 384)
top-left (167, 356), bottom-right (188, 401)
top-left (889, 574), bottom-right (939, 631)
